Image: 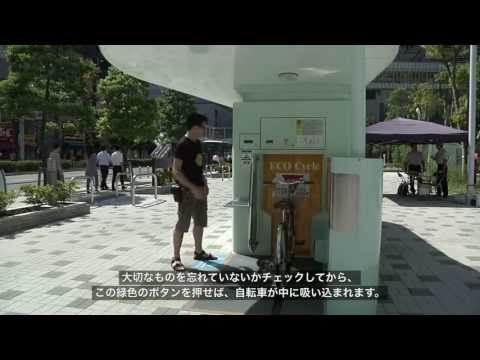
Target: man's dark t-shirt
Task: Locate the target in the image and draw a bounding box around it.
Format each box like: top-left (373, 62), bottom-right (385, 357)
top-left (174, 136), bottom-right (205, 186)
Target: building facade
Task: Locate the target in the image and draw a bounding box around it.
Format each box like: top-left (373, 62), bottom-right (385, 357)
top-left (366, 45), bottom-right (454, 124)
top-left (2, 45), bottom-right (463, 159)
top-left (148, 84), bottom-right (233, 142)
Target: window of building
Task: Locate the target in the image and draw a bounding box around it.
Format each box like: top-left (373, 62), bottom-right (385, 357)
top-left (366, 90), bottom-right (376, 100)
top-left (379, 103), bottom-right (386, 121)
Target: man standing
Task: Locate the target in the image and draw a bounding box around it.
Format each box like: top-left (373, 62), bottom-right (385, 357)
top-left (97, 146), bottom-right (111, 191)
top-left (404, 144), bottom-right (425, 196)
top-left (47, 143), bottom-right (64, 186)
top-left (111, 146), bottom-right (126, 191)
top-left (85, 146), bottom-right (99, 194)
top-left (170, 113), bottom-right (217, 272)
top-left (433, 143), bottom-right (449, 198)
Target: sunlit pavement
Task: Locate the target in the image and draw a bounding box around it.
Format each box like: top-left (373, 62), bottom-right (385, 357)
top-left (1, 175), bottom-right (480, 315)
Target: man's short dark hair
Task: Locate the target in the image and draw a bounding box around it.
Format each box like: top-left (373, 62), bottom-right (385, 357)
top-left (100, 145), bottom-right (106, 151)
top-left (53, 142), bottom-right (61, 149)
top-left (186, 113), bottom-right (208, 130)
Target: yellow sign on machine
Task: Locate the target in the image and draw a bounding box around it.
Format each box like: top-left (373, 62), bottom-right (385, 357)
top-left (262, 154), bottom-right (323, 257)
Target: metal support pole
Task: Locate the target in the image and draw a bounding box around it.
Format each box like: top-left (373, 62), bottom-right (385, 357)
top-left (467, 45), bottom-right (477, 205)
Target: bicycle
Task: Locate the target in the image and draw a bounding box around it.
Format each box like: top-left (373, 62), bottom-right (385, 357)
top-left (262, 178), bottom-right (312, 282)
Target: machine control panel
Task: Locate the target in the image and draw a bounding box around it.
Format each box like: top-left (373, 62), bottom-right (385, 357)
top-left (260, 117), bottom-right (326, 150)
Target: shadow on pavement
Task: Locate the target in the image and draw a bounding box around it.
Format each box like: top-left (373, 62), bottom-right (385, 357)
top-left (91, 193), bottom-right (169, 208)
top-left (383, 194), bottom-right (473, 209)
top-left (379, 221), bottom-right (480, 314)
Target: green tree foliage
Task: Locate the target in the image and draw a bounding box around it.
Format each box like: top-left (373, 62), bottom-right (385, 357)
top-left (0, 45), bottom-right (98, 178)
top-left (408, 84), bottom-right (443, 122)
top-left (96, 67), bottom-right (159, 151)
top-left (424, 45), bottom-right (469, 127)
top-left (386, 88), bottom-right (412, 119)
top-left (156, 89), bottom-right (197, 144)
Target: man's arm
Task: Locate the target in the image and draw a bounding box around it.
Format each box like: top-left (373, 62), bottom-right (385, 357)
top-left (172, 158), bottom-right (199, 192)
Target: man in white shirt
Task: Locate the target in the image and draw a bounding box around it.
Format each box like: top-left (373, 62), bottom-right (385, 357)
top-left (111, 145), bottom-right (126, 191)
top-left (97, 146), bottom-right (112, 190)
top-left (404, 144), bottom-right (425, 196)
top-left (432, 143), bottom-right (448, 198)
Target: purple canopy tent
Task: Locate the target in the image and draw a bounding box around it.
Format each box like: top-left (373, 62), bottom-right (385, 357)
top-left (366, 118), bottom-right (468, 145)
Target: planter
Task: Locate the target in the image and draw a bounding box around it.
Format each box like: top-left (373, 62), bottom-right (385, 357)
top-left (0, 202), bottom-right (90, 237)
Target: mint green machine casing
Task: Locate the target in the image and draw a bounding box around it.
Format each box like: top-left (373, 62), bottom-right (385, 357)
top-left (232, 101), bottom-right (384, 315)
top-left (325, 157), bottom-right (384, 314)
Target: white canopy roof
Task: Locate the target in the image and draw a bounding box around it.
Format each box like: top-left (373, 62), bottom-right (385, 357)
top-left (100, 45), bottom-right (399, 107)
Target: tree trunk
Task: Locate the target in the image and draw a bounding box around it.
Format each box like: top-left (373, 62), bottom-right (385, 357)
top-left (40, 78), bottom-right (51, 185)
top-left (39, 111), bottom-right (47, 185)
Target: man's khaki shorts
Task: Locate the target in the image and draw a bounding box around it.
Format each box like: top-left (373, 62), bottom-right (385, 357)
top-left (175, 188), bottom-right (208, 233)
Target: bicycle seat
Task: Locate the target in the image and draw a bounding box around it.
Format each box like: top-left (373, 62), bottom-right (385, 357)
top-left (274, 199), bottom-right (294, 209)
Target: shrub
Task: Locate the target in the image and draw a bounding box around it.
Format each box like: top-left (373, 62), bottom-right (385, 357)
top-left (56, 181), bottom-right (79, 204)
top-left (0, 191), bottom-right (17, 215)
top-left (21, 181), bottom-right (79, 207)
top-left (20, 185), bottom-right (45, 206)
top-left (155, 168), bottom-right (174, 186)
top-left (40, 185), bottom-right (59, 206)
top-left (0, 160), bottom-right (85, 174)
top-left (14, 161), bottom-right (43, 172)
top-left (0, 161), bottom-right (17, 173)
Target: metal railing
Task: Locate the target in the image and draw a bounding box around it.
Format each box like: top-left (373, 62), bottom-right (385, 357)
top-left (70, 176), bottom-right (95, 205)
top-left (131, 173), bottom-right (158, 206)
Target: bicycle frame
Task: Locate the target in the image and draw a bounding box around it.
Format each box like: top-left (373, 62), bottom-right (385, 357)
top-left (265, 180), bottom-right (311, 277)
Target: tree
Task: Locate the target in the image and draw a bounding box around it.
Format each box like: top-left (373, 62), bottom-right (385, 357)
top-left (0, 45), bottom-right (98, 180)
top-left (424, 45), bottom-right (469, 126)
top-left (156, 89), bottom-right (197, 144)
top-left (386, 88), bottom-right (412, 119)
top-left (408, 84), bottom-right (443, 122)
top-left (96, 67), bottom-right (159, 155)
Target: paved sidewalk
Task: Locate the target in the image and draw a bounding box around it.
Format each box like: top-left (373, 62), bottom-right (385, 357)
top-left (1, 174), bottom-right (480, 315)
top-left (377, 173), bottom-right (480, 315)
